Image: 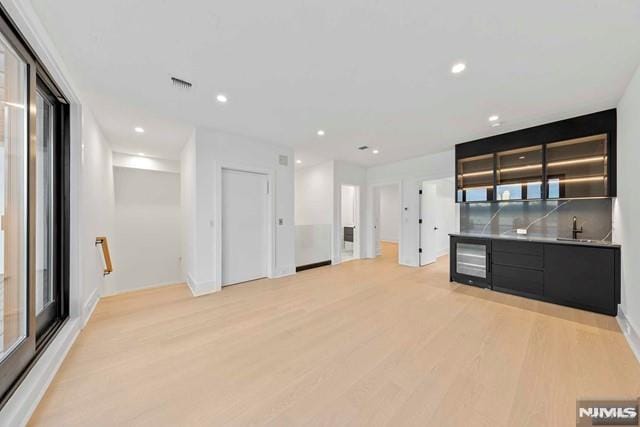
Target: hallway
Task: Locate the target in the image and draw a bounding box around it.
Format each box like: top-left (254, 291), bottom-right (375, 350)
top-left (30, 243), bottom-right (640, 426)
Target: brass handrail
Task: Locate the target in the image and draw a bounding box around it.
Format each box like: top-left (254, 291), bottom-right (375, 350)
top-left (95, 236), bottom-right (113, 276)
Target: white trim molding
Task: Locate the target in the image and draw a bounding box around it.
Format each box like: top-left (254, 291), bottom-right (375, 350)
top-left (0, 320), bottom-right (82, 427)
top-left (82, 289), bottom-right (100, 327)
top-left (617, 307), bottom-right (640, 363)
top-left (187, 274), bottom-right (219, 297)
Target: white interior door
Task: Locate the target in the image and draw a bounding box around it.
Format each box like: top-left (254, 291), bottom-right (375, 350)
top-left (221, 169), bottom-right (268, 286)
top-left (373, 187), bottom-right (381, 256)
top-left (420, 181), bottom-right (438, 266)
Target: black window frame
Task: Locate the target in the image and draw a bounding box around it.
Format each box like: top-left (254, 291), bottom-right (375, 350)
top-left (0, 5), bottom-right (70, 409)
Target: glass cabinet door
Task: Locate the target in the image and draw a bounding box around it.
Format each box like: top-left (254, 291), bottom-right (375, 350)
top-left (546, 134), bottom-right (608, 199)
top-left (496, 145), bottom-right (543, 201)
top-left (456, 242), bottom-right (487, 278)
top-left (457, 154), bottom-right (494, 202)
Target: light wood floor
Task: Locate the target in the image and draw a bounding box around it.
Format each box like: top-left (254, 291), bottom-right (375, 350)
top-left (30, 243), bottom-right (640, 426)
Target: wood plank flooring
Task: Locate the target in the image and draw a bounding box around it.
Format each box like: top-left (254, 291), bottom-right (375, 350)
top-left (29, 243), bottom-right (640, 426)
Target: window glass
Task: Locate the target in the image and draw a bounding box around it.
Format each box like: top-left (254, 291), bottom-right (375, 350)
top-left (0, 33), bottom-right (28, 362)
top-left (36, 92), bottom-right (54, 315)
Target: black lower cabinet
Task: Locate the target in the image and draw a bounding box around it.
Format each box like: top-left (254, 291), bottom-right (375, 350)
top-left (449, 235), bottom-right (620, 316)
top-left (544, 245), bottom-right (617, 315)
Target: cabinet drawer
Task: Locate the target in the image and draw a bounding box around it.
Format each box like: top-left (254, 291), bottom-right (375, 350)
top-left (492, 251), bottom-right (543, 270)
top-left (492, 265), bottom-right (543, 296)
top-left (492, 240), bottom-right (543, 256)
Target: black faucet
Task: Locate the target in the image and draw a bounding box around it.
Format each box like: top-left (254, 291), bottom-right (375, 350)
top-left (572, 216), bottom-right (584, 239)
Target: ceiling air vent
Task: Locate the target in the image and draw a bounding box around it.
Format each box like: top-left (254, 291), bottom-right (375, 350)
top-left (279, 155), bottom-right (289, 166)
top-left (171, 76), bottom-right (193, 89)
top-left (358, 145), bottom-right (369, 151)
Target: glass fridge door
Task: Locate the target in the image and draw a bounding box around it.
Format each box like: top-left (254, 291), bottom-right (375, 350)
top-left (456, 243), bottom-right (487, 278)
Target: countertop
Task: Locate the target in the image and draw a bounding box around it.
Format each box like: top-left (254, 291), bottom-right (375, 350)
top-left (449, 232), bottom-right (621, 248)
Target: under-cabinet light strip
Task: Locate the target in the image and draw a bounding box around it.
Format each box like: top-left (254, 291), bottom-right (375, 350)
top-left (458, 170), bottom-right (493, 178)
top-left (553, 176), bottom-right (606, 184)
top-left (547, 156), bottom-right (606, 167)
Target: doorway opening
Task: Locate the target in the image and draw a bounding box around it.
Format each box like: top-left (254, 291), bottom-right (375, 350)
top-left (221, 168), bottom-right (270, 286)
top-left (340, 185), bottom-right (360, 262)
top-left (372, 183), bottom-right (401, 263)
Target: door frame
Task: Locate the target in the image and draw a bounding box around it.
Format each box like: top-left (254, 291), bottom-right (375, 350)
top-left (214, 163), bottom-right (275, 290)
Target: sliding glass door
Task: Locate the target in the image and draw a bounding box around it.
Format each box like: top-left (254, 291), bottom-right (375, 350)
top-left (0, 22), bottom-right (34, 402)
top-left (0, 8), bottom-right (69, 406)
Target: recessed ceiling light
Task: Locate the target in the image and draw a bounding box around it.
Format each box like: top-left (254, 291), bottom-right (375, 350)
top-left (134, 127), bottom-right (145, 133)
top-left (451, 62), bottom-right (466, 74)
top-left (491, 122), bottom-right (502, 127)
top-left (372, 149), bottom-right (380, 154)
top-left (216, 94), bottom-right (228, 103)
top-left (296, 159), bottom-right (302, 164)
top-left (317, 130), bottom-right (325, 136)
top-left (519, 156), bottom-right (526, 160)
top-left (488, 115), bottom-right (500, 122)
top-left (138, 152), bottom-right (145, 156)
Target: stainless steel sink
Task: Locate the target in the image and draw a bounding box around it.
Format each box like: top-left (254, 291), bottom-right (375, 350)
top-left (556, 237), bottom-right (595, 243)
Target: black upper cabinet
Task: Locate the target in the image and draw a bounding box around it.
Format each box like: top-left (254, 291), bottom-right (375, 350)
top-left (456, 154), bottom-right (494, 202)
top-left (455, 109), bottom-right (616, 203)
top-left (496, 145), bottom-right (543, 201)
top-left (546, 134), bottom-right (608, 199)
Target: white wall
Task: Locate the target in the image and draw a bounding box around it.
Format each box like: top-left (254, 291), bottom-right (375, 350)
top-left (109, 167), bottom-right (182, 295)
top-left (615, 63), bottom-right (640, 343)
top-left (366, 149), bottom-right (456, 266)
top-left (182, 127), bottom-right (295, 295)
top-left (79, 108), bottom-right (115, 314)
top-left (180, 131), bottom-right (197, 283)
top-left (378, 184), bottom-right (400, 242)
top-left (112, 152), bottom-right (180, 173)
top-left (295, 162), bottom-right (333, 225)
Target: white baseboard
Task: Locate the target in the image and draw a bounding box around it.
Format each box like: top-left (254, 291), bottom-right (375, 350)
top-left (82, 288), bottom-right (99, 327)
top-left (437, 248), bottom-right (449, 258)
top-left (102, 280), bottom-right (186, 298)
top-left (187, 274), bottom-right (219, 297)
top-left (0, 318), bottom-right (82, 427)
top-left (273, 266), bottom-right (296, 278)
top-left (617, 307), bottom-right (640, 364)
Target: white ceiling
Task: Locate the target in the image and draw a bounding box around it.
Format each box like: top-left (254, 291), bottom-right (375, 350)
top-left (31, 0), bottom-right (640, 167)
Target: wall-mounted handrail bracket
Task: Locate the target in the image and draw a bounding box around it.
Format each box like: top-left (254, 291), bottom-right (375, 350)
top-left (95, 236), bottom-right (113, 276)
